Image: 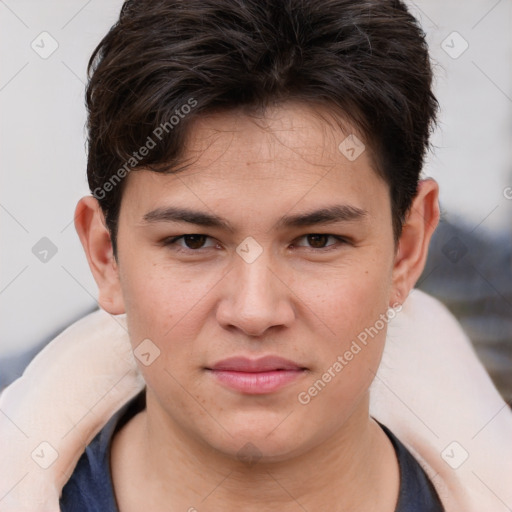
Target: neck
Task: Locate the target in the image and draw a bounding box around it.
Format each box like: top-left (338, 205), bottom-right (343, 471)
top-left (111, 391), bottom-right (399, 512)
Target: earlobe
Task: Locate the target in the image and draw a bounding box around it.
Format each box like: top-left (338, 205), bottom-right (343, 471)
top-left (74, 196), bottom-right (125, 315)
top-left (390, 179), bottom-right (440, 306)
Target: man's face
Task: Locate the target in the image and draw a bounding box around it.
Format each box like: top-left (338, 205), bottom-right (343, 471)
top-left (115, 103), bottom-right (397, 460)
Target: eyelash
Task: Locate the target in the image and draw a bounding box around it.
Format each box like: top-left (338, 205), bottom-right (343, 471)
top-left (162, 234), bottom-right (349, 253)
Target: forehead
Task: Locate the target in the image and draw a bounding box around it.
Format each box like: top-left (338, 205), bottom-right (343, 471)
top-left (121, 102), bottom-right (390, 224)
top-left (179, 103), bottom-right (374, 181)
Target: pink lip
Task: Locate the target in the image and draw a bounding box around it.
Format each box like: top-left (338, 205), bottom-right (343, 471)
top-left (206, 356), bottom-right (307, 394)
top-left (209, 356), bottom-right (305, 372)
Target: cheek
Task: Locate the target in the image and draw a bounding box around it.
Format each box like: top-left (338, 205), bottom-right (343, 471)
top-left (118, 255), bottom-right (228, 396)
top-left (119, 257), bottom-right (215, 340)
top-left (294, 293), bottom-right (390, 436)
top-left (119, 263), bottom-right (207, 400)
top-left (297, 252), bottom-right (392, 346)
top-left (293, 254), bottom-right (393, 401)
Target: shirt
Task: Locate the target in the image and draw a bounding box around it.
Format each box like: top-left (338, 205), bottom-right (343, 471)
top-left (60, 392), bottom-right (444, 511)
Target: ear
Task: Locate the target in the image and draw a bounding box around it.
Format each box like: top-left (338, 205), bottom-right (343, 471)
top-left (390, 178), bottom-right (440, 306)
top-left (74, 196), bottom-right (125, 315)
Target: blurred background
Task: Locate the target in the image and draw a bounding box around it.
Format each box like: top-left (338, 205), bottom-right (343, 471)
top-left (0, 0), bottom-right (511, 402)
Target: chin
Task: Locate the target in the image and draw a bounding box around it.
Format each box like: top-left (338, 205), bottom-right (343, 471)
top-left (205, 418), bottom-right (311, 465)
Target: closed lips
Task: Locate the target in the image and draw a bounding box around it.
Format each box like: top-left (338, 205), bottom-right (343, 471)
top-left (207, 356), bottom-right (307, 372)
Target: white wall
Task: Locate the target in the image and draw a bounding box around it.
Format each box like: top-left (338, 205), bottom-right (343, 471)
top-left (0, 1), bottom-right (123, 356)
top-left (0, 0), bottom-right (511, 357)
top-left (416, 0), bottom-right (512, 234)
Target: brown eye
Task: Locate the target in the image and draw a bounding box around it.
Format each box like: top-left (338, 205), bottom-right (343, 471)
top-left (306, 234), bottom-right (330, 248)
top-left (292, 234), bottom-right (347, 250)
top-left (182, 234), bottom-right (208, 249)
top-left (163, 234), bottom-right (217, 251)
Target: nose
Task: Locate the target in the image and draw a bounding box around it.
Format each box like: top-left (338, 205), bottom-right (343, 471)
top-left (215, 252), bottom-right (295, 337)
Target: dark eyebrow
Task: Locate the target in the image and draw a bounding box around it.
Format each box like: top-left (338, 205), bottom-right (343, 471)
top-left (276, 204), bottom-right (368, 229)
top-left (142, 204), bottom-right (367, 230)
top-left (142, 207), bottom-right (233, 231)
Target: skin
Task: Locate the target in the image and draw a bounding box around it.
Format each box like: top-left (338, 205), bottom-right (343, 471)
top-left (75, 102), bottom-right (439, 511)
